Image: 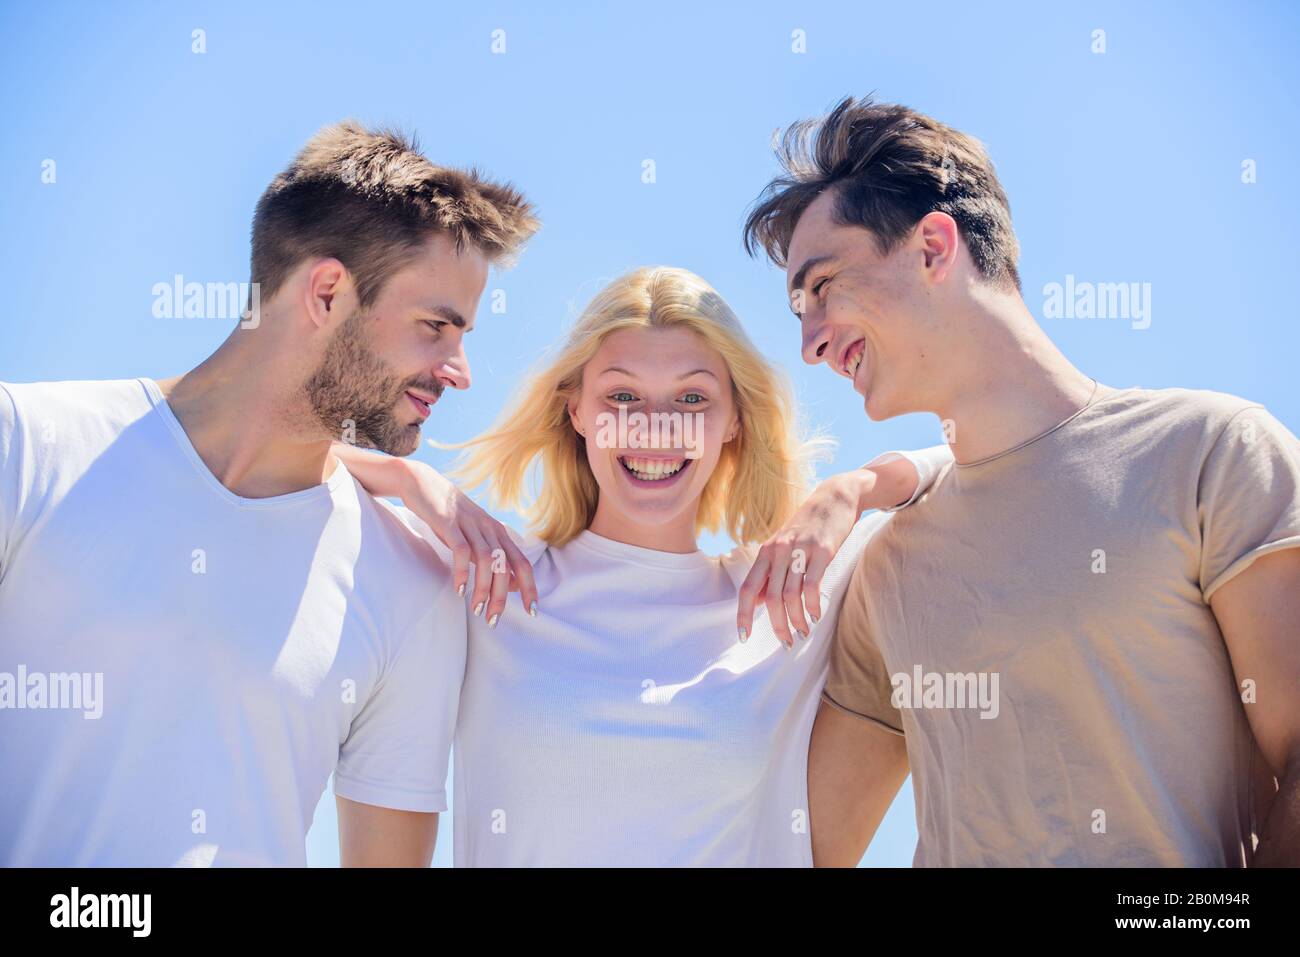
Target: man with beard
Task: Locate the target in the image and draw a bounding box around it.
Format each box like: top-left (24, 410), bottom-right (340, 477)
top-left (0, 122), bottom-right (539, 866)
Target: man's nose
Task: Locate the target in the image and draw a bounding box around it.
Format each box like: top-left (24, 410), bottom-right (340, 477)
top-left (801, 313), bottom-right (832, 367)
top-left (437, 340), bottom-right (471, 391)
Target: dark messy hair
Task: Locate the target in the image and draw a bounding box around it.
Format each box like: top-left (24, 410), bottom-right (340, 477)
top-left (743, 96), bottom-right (1020, 290)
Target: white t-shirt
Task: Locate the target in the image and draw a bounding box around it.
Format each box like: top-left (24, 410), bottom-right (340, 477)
top-left (451, 446), bottom-right (950, 867)
top-left (0, 378), bottom-right (466, 866)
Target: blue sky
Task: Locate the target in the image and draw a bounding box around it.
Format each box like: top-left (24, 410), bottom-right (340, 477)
top-left (3, 1), bottom-right (1297, 867)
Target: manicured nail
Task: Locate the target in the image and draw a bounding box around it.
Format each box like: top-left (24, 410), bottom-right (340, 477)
top-left (796, 629), bottom-right (807, 642)
top-left (488, 613), bottom-right (499, 629)
top-left (474, 601), bottom-right (484, 617)
top-left (457, 583), bottom-right (466, 597)
top-left (738, 627), bottom-right (747, 643)
top-left (529, 600), bottom-right (538, 617)
top-left (809, 613), bottom-right (819, 625)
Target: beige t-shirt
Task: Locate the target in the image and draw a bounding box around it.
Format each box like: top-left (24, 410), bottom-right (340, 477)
top-left (823, 385), bottom-right (1300, 866)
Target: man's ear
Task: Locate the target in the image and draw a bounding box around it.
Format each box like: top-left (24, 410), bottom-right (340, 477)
top-left (916, 211), bottom-right (960, 284)
top-left (304, 258), bottom-right (350, 329)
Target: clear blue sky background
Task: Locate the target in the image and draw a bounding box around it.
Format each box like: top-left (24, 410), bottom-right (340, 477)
top-left (3, 1), bottom-right (1297, 867)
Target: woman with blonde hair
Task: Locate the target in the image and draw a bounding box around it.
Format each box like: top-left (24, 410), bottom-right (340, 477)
top-left (338, 265), bottom-right (948, 866)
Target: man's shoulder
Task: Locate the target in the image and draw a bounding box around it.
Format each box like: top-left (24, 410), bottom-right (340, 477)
top-left (1095, 384), bottom-right (1266, 435)
top-left (345, 495), bottom-right (468, 635)
top-left (2, 377), bottom-right (157, 432)
top-left (827, 509), bottom-right (895, 566)
top-left (713, 511), bottom-right (894, 595)
top-left (372, 499), bottom-right (540, 564)
top-left (1, 378), bottom-right (160, 485)
top-left (2, 376), bottom-right (155, 408)
top-left (362, 496), bottom-right (454, 580)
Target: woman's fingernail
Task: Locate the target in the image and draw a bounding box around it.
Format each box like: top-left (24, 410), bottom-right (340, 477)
top-left (457, 583), bottom-right (466, 597)
top-left (796, 629), bottom-right (807, 642)
top-left (474, 602), bottom-right (484, 617)
top-left (738, 627), bottom-right (747, 643)
top-left (488, 613), bottom-right (499, 629)
top-left (529, 600), bottom-right (538, 617)
top-left (809, 613), bottom-right (819, 625)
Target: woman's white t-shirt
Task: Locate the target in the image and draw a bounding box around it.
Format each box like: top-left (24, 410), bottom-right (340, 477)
top-left (450, 447), bottom-right (950, 867)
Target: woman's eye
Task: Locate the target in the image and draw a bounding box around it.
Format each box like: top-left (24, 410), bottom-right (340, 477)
top-left (680, 393), bottom-right (706, 405)
top-left (609, 392), bottom-right (637, 404)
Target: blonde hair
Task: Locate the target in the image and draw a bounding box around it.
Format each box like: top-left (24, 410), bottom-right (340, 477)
top-left (449, 266), bottom-right (825, 546)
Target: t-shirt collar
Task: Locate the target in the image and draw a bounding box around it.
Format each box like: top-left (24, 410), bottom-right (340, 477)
top-left (140, 377), bottom-right (349, 509)
top-left (569, 528), bottom-right (715, 571)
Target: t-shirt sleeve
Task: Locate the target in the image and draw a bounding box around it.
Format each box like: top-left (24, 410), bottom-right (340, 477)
top-left (1198, 405), bottom-right (1300, 601)
top-left (820, 556), bottom-right (904, 735)
top-left (864, 444), bottom-right (954, 512)
top-left (333, 591), bottom-right (467, 813)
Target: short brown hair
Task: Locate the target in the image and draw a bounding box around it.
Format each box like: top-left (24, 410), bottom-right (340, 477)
top-left (743, 96), bottom-right (1020, 290)
top-left (251, 121), bottom-right (540, 308)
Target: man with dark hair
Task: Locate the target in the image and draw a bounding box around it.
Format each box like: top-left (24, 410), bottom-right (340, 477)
top-left (743, 96), bottom-right (1300, 866)
top-left (0, 122), bottom-right (538, 866)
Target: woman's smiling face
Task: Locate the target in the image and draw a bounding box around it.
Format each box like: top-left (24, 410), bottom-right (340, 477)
top-left (568, 325), bottom-right (739, 546)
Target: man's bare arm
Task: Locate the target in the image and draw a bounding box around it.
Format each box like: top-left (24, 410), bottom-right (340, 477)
top-left (336, 796), bottom-right (439, 867)
top-left (808, 700), bottom-right (909, 867)
top-left (1210, 547), bottom-right (1300, 867)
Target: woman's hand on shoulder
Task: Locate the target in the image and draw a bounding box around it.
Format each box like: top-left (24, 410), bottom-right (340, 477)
top-left (735, 471), bottom-right (866, 649)
top-left (396, 460), bottom-right (538, 626)
top-left (333, 442), bottom-right (538, 624)
top-left (734, 456), bottom-right (919, 648)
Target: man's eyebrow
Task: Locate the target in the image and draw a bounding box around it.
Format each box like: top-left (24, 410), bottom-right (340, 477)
top-left (424, 305), bottom-right (469, 329)
top-left (789, 255), bottom-right (834, 297)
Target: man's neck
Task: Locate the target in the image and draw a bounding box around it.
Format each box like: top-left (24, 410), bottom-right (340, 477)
top-left (157, 334), bottom-right (335, 499)
top-left (936, 300), bottom-right (1098, 466)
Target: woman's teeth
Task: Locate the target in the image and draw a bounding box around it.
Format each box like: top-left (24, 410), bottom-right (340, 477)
top-left (620, 456), bottom-right (686, 481)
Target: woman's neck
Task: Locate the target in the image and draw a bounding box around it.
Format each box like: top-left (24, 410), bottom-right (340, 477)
top-left (586, 503), bottom-right (700, 554)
